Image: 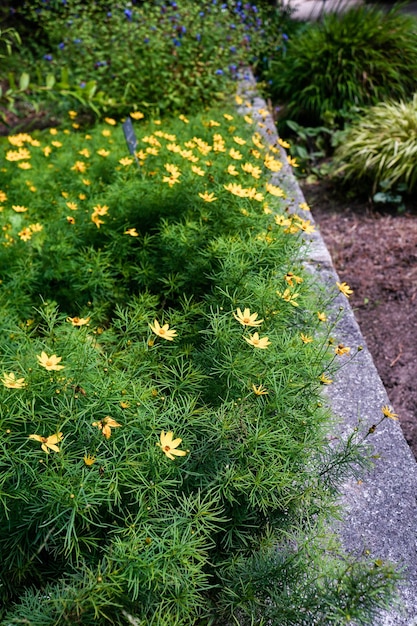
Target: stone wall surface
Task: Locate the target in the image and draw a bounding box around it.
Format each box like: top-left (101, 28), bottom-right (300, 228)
top-left (237, 75), bottom-right (417, 625)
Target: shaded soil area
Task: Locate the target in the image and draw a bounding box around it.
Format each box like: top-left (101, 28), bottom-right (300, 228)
top-left (301, 180), bottom-right (417, 460)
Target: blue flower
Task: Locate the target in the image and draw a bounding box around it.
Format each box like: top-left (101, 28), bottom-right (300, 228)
top-left (80, 82), bottom-right (86, 88)
top-left (124, 8), bottom-right (132, 20)
top-left (107, 11), bottom-right (112, 17)
top-left (230, 45), bottom-right (236, 53)
top-left (173, 38), bottom-right (181, 46)
top-left (58, 42), bottom-right (65, 50)
top-left (199, 11), bottom-right (205, 16)
top-left (282, 33), bottom-right (289, 41)
top-left (43, 54), bottom-right (53, 61)
top-left (196, 33), bottom-right (201, 41)
top-left (144, 37), bottom-right (150, 43)
top-left (73, 38), bottom-right (82, 44)
top-left (215, 69), bottom-right (224, 75)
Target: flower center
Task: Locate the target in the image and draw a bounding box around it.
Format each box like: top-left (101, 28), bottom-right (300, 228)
top-left (243, 317), bottom-right (250, 324)
top-left (164, 445), bottom-right (171, 452)
top-left (160, 328), bottom-right (166, 335)
top-left (253, 338), bottom-right (259, 345)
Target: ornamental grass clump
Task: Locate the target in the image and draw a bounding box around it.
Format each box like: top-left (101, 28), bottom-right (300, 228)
top-left (0, 104), bottom-right (398, 624)
top-left (268, 5), bottom-right (417, 125)
top-left (334, 94), bottom-right (417, 194)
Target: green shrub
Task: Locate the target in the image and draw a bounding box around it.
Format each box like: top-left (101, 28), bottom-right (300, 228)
top-left (334, 94), bottom-right (417, 194)
top-left (0, 107), bottom-right (399, 624)
top-left (268, 5), bottom-right (417, 125)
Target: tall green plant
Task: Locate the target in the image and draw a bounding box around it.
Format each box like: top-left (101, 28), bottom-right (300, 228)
top-left (268, 5), bottom-right (417, 124)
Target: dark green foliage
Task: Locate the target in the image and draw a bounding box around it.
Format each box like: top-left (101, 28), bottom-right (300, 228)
top-left (269, 5), bottom-right (417, 125)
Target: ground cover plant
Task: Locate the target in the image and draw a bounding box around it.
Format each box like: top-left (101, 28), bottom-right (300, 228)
top-left (0, 101), bottom-right (400, 624)
top-left (267, 4), bottom-right (417, 126)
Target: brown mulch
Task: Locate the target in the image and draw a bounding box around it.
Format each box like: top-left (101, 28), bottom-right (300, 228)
top-left (301, 180), bottom-right (417, 460)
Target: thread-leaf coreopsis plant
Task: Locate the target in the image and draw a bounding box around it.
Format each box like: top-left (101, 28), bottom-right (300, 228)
top-left (0, 102), bottom-right (398, 624)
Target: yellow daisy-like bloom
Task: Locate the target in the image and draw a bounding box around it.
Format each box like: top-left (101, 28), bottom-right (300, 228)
top-left (299, 202), bottom-right (310, 211)
top-left (317, 312), bottom-right (327, 322)
top-left (320, 373), bottom-right (333, 385)
top-left (276, 138), bottom-right (289, 149)
top-left (227, 164), bottom-right (239, 176)
top-left (233, 307), bottom-right (263, 327)
top-left (49, 128), bottom-right (58, 135)
top-left (179, 114), bottom-right (189, 124)
top-left (2, 372), bottom-right (26, 389)
top-left (277, 288), bottom-right (299, 307)
top-left (381, 405), bottom-right (398, 420)
top-left (51, 141), bottom-right (62, 148)
top-left (265, 183), bottom-right (286, 198)
top-left (191, 165), bottom-right (205, 177)
top-left (124, 228), bottom-right (139, 237)
top-left (287, 156), bottom-right (299, 167)
top-left (29, 432), bottom-right (63, 453)
top-left (102, 129), bottom-right (111, 137)
top-left (229, 148), bottom-right (243, 160)
top-left (97, 149), bottom-right (110, 158)
top-left (157, 430), bottom-right (187, 460)
top-left (244, 115), bottom-right (254, 124)
top-left (337, 281), bottom-right (354, 298)
top-left (92, 416), bottom-right (121, 439)
top-left (18, 227), bottom-right (32, 241)
top-left (43, 146), bottom-right (52, 157)
top-left (233, 136), bottom-right (246, 146)
top-left (37, 351), bottom-right (65, 371)
top-left (66, 202), bottom-right (78, 211)
top-left (119, 157), bottom-right (133, 166)
top-left (67, 216), bottom-right (75, 224)
top-left (244, 332), bottom-right (271, 349)
top-left (252, 383), bottom-right (268, 396)
top-left (18, 162), bottom-right (32, 170)
top-left (82, 178), bottom-right (91, 186)
top-left (83, 454), bottom-right (96, 466)
top-left (235, 95), bottom-right (243, 105)
top-left (93, 204), bottom-right (109, 216)
top-left (224, 113), bottom-right (234, 121)
top-left (0, 191), bottom-right (7, 202)
top-left (91, 213), bottom-right (104, 228)
top-left (198, 191), bottom-right (217, 202)
top-left (130, 111), bottom-right (144, 120)
top-left (149, 319), bottom-right (177, 341)
top-left (224, 182), bottom-right (246, 197)
top-left (300, 333), bottom-right (313, 344)
top-left (104, 117), bottom-right (117, 126)
top-left (264, 155), bottom-right (282, 172)
top-left (67, 316), bottom-right (90, 327)
top-left (285, 272), bottom-right (303, 287)
top-left (71, 161), bottom-right (87, 173)
top-left (335, 343), bottom-right (351, 356)
top-left (12, 205), bottom-right (28, 213)
top-left (68, 110), bottom-right (78, 119)
top-left (78, 148), bottom-right (90, 158)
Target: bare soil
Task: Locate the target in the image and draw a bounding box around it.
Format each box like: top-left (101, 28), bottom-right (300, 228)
top-left (301, 180), bottom-right (417, 460)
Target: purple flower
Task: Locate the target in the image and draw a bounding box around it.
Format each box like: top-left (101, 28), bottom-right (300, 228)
top-left (230, 45), bottom-right (236, 53)
top-left (215, 69), bottom-right (224, 75)
top-left (80, 82), bottom-right (86, 88)
top-left (124, 8), bottom-right (132, 20)
top-left (282, 33), bottom-right (289, 41)
top-left (58, 42), bottom-right (65, 50)
top-left (43, 54), bottom-right (53, 61)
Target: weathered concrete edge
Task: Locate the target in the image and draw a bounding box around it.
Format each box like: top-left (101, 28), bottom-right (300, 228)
top-left (236, 76), bottom-right (417, 625)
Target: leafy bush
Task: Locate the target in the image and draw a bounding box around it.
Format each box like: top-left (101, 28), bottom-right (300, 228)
top-left (268, 5), bottom-right (417, 125)
top-left (0, 106), bottom-right (398, 623)
top-left (3, 0), bottom-right (266, 118)
top-left (334, 94), bottom-right (417, 195)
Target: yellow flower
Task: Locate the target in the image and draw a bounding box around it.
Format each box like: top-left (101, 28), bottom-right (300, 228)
top-left (92, 416), bottom-right (121, 439)
top-left (287, 156), bottom-right (299, 167)
top-left (277, 288), bottom-right (299, 307)
top-left (229, 148), bottom-right (243, 160)
top-left (68, 110), bottom-right (78, 119)
top-left (157, 430), bottom-right (187, 460)
top-left (12, 205), bottom-right (28, 213)
top-left (49, 128), bottom-right (58, 135)
top-left (71, 161), bottom-right (87, 173)
top-left (104, 117), bottom-right (117, 126)
top-left (124, 228), bottom-right (139, 237)
top-left (66, 202), bottom-right (78, 211)
top-left (82, 178), bottom-right (91, 186)
top-left (244, 332), bottom-right (271, 349)
top-left (227, 164), bottom-right (239, 176)
top-left (130, 111), bottom-right (144, 120)
top-left (233, 136), bottom-right (246, 146)
top-left (43, 146), bottom-right (52, 157)
top-left (97, 149), bottom-right (110, 158)
top-left (149, 319), bottom-right (177, 341)
top-left (317, 312), bottom-right (327, 322)
top-left (278, 138), bottom-right (290, 149)
top-left (0, 191), bottom-right (7, 202)
top-left (191, 165), bottom-right (205, 177)
top-left (198, 191), bottom-right (217, 202)
top-left (335, 344), bottom-right (350, 356)
top-left (78, 148), bottom-right (90, 158)
top-left (2, 372), bottom-right (26, 389)
top-left (91, 213), bottom-right (104, 228)
top-left (300, 333), bottom-right (313, 344)
top-left (119, 157), bottom-right (133, 166)
top-left (264, 155), bottom-right (282, 172)
top-left (93, 204), bottom-right (109, 216)
top-left (224, 182), bottom-right (246, 197)
top-left (83, 454), bottom-right (96, 466)
top-left (67, 216), bottom-right (75, 224)
top-left (51, 141), bottom-right (62, 148)
top-left (102, 129), bottom-right (111, 137)
top-left (337, 281), bottom-right (353, 298)
top-left (320, 373), bottom-right (333, 385)
top-left (244, 115), bottom-right (254, 124)
top-left (18, 227), bottom-right (32, 242)
top-left (235, 95), bottom-right (243, 105)
top-left (233, 307), bottom-right (263, 327)
top-left (284, 272), bottom-right (303, 287)
top-left (29, 432), bottom-right (63, 453)
top-left (179, 114), bottom-right (189, 124)
top-left (67, 316), bottom-right (90, 326)
top-left (224, 113), bottom-right (234, 120)
top-left (252, 383), bottom-right (268, 396)
top-left (265, 183), bottom-right (286, 198)
top-left (381, 405), bottom-right (398, 420)
top-left (37, 351), bottom-right (65, 371)
top-left (120, 400), bottom-right (130, 409)
top-left (299, 202), bottom-right (310, 211)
